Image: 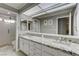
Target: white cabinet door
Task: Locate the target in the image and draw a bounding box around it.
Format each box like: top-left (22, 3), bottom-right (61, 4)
top-left (24, 39), bottom-right (30, 55)
top-left (34, 48), bottom-right (42, 56)
top-left (33, 42), bottom-right (42, 56)
top-left (29, 41), bottom-right (42, 56)
top-left (19, 38), bottom-right (24, 52)
top-left (19, 38), bottom-right (30, 55)
top-left (29, 41), bottom-right (35, 56)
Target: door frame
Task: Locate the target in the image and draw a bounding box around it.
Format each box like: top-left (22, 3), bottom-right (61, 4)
top-left (57, 12), bottom-right (71, 35)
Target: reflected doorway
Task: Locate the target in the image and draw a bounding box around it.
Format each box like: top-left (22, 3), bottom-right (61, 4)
top-left (58, 17), bottom-right (69, 35)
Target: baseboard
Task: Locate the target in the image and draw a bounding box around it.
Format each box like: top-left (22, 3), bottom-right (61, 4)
top-left (15, 49), bottom-right (27, 56)
top-left (0, 44), bottom-right (12, 48)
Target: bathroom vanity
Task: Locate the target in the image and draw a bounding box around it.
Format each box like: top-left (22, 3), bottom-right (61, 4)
top-left (18, 32), bottom-right (79, 56)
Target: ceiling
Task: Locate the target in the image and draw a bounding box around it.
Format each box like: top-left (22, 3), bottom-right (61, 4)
top-left (0, 3), bottom-right (38, 17)
top-left (0, 3), bottom-right (76, 18)
top-left (0, 7), bottom-right (17, 17)
top-left (0, 3), bottom-right (27, 17)
top-left (23, 3), bottom-right (76, 18)
top-left (4, 3), bottom-right (26, 10)
top-left (23, 3), bottom-right (59, 16)
top-left (0, 3), bottom-right (58, 17)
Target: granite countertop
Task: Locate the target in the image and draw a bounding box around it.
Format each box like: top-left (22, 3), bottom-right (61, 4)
top-left (19, 35), bottom-right (79, 55)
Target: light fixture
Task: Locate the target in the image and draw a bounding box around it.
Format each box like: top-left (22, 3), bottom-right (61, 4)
top-left (10, 20), bottom-right (15, 23)
top-left (8, 12), bottom-right (10, 14)
top-left (0, 18), bottom-right (3, 21)
top-left (4, 19), bottom-right (15, 23)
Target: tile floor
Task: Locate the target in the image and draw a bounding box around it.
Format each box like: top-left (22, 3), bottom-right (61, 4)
top-left (0, 45), bottom-right (18, 56)
top-left (0, 45), bottom-right (25, 56)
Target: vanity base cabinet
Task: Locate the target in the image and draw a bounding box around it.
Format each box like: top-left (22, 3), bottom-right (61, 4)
top-left (19, 37), bottom-right (72, 56)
